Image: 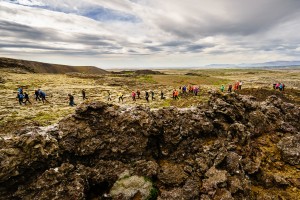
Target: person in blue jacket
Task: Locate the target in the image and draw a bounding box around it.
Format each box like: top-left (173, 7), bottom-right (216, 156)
top-left (38, 89), bottom-right (49, 104)
top-left (16, 93), bottom-right (24, 105)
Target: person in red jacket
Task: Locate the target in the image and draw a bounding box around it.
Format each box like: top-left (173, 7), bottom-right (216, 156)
top-left (132, 91), bottom-right (136, 101)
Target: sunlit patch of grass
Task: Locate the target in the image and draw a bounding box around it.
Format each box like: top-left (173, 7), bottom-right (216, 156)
top-left (32, 112), bottom-right (59, 126)
top-left (137, 75), bottom-right (157, 84)
top-left (160, 99), bottom-right (172, 108)
top-left (32, 109), bottom-right (73, 126)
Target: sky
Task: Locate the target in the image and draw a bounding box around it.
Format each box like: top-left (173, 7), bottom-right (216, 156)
top-left (1, 0), bottom-right (300, 69)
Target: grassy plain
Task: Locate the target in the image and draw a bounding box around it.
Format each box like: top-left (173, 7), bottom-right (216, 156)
top-left (0, 68), bottom-right (299, 136)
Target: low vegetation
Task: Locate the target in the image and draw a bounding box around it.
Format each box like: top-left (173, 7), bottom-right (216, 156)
top-left (0, 67), bottom-right (299, 137)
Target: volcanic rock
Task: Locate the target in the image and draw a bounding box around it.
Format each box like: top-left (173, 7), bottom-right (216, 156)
top-left (0, 93), bottom-right (299, 199)
top-left (277, 134), bottom-right (300, 165)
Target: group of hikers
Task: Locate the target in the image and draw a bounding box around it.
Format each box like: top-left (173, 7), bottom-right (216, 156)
top-left (273, 83), bottom-right (285, 91)
top-left (16, 87), bottom-right (88, 107)
top-left (220, 81), bottom-right (243, 93)
top-left (178, 85), bottom-right (200, 96)
top-left (16, 80), bottom-right (287, 107)
top-left (118, 86), bottom-right (200, 103)
top-left (15, 85), bottom-right (213, 107)
top-left (118, 90), bottom-right (164, 103)
top-left (16, 87), bottom-right (48, 105)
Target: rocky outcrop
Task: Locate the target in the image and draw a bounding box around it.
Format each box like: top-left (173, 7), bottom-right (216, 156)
top-left (277, 134), bottom-right (300, 165)
top-left (0, 93), bottom-right (299, 199)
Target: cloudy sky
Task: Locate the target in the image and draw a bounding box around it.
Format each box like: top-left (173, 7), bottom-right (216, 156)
top-left (1, 0), bottom-right (300, 68)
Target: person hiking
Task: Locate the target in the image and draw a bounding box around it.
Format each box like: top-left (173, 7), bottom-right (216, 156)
top-left (234, 82), bottom-right (239, 91)
top-left (118, 92), bottom-right (123, 102)
top-left (239, 81), bottom-right (243, 90)
top-left (273, 83), bottom-right (276, 89)
top-left (16, 93), bottom-right (24, 105)
top-left (145, 91), bottom-right (149, 102)
top-left (132, 91), bottom-right (136, 101)
top-left (188, 85), bottom-right (192, 93)
top-left (228, 84), bottom-right (232, 93)
top-left (68, 94), bottom-right (76, 106)
top-left (172, 90), bottom-right (175, 99)
top-left (282, 83), bottom-right (285, 91)
top-left (220, 85), bottom-right (225, 92)
top-left (182, 85), bottom-right (187, 93)
top-left (151, 91), bottom-right (155, 100)
top-left (107, 91), bottom-right (112, 101)
top-left (194, 86), bottom-right (199, 96)
top-left (39, 89), bottom-right (49, 104)
top-left (82, 89), bottom-right (87, 100)
top-left (18, 87), bottom-right (23, 95)
top-left (279, 83), bottom-right (283, 91)
top-left (34, 90), bottom-right (41, 101)
top-left (161, 91), bottom-right (165, 100)
top-left (137, 90), bottom-right (141, 99)
top-left (24, 92), bottom-right (32, 104)
top-left (174, 89), bottom-right (179, 100)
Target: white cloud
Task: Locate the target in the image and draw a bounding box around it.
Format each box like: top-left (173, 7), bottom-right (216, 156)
top-left (1, 0), bottom-right (300, 68)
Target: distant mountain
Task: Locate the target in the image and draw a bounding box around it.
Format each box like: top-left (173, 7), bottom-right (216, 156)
top-left (239, 61), bottom-right (300, 68)
top-left (205, 61), bottom-right (300, 68)
top-left (0, 57), bottom-right (109, 74)
top-left (205, 64), bottom-right (238, 68)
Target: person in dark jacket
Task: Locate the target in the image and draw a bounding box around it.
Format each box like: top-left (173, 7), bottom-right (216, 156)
top-left (228, 84), bottom-right (232, 93)
top-left (24, 92), bottom-right (32, 104)
top-left (35, 90), bottom-right (41, 101)
top-left (82, 89), bottom-right (87, 100)
top-left (161, 91), bottom-right (165, 100)
top-left (145, 91), bottom-right (149, 102)
top-left (151, 91), bottom-right (155, 100)
top-left (68, 94), bottom-right (76, 106)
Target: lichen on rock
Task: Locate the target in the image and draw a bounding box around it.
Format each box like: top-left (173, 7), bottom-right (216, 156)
top-left (109, 170), bottom-right (155, 200)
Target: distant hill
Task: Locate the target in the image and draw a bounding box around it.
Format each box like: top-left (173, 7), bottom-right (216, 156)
top-left (111, 69), bottom-right (164, 75)
top-left (0, 57), bottom-right (109, 74)
top-left (134, 70), bottom-right (164, 75)
top-left (205, 61), bottom-right (300, 69)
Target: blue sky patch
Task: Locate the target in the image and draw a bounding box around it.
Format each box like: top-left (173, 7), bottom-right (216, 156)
top-left (83, 7), bottom-right (140, 23)
top-left (5, 0), bottom-right (140, 23)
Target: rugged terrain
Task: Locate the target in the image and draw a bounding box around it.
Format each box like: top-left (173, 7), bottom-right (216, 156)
top-left (0, 92), bottom-right (299, 199)
top-left (0, 60), bottom-right (300, 199)
top-left (1, 67), bottom-right (300, 137)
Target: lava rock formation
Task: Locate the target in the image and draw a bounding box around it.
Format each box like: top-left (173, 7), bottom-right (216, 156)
top-left (0, 92), bottom-right (299, 199)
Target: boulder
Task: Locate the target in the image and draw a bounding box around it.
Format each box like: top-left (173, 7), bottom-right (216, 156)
top-left (277, 134), bottom-right (300, 165)
top-left (202, 166), bottom-right (227, 192)
top-left (157, 161), bottom-right (188, 186)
